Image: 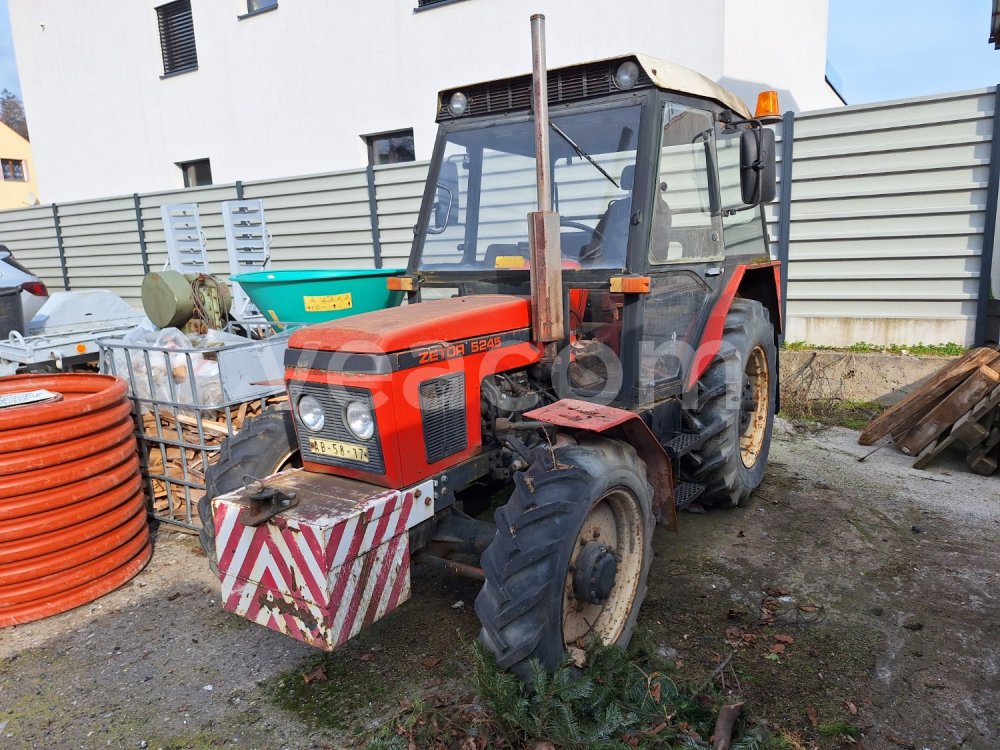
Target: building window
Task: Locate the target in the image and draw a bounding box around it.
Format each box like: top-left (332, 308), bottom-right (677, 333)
top-left (247, 0), bottom-right (278, 13)
top-left (415, 0), bottom-right (470, 9)
top-left (157, 0), bottom-right (198, 76)
top-left (365, 130), bottom-right (416, 166)
top-left (1, 159), bottom-right (26, 181)
top-left (178, 158), bottom-right (212, 187)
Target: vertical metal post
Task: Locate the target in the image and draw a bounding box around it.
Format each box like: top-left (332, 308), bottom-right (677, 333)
top-left (51, 203), bottom-right (70, 291)
top-left (776, 110), bottom-right (795, 343)
top-left (531, 15), bottom-right (552, 213)
top-left (366, 164), bottom-right (384, 269)
top-left (235, 180), bottom-right (244, 200)
top-left (133, 193), bottom-right (150, 275)
top-left (527, 13), bottom-right (563, 351)
top-left (974, 84), bottom-right (1000, 346)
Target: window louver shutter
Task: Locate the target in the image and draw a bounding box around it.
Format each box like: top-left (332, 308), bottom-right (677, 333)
top-left (157, 1), bottom-right (198, 75)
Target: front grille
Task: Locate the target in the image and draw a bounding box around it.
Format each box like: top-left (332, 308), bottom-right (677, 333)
top-left (438, 59), bottom-right (652, 121)
top-left (419, 374), bottom-right (467, 464)
top-left (287, 381), bottom-right (384, 474)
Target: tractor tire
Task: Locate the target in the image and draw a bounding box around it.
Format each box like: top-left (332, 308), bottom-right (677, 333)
top-left (685, 298), bottom-right (776, 508)
top-left (197, 408), bottom-right (300, 575)
top-left (476, 434), bottom-right (654, 680)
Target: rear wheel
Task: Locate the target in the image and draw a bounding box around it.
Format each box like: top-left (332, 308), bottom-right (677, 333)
top-left (475, 435), bottom-right (654, 679)
top-left (684, 298), bottom-right (776, 507)
top-left (198, 409), bottom-right (301, 575)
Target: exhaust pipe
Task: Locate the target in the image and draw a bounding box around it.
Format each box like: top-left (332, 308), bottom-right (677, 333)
top-left (528, 13), bottom-right (564, 357)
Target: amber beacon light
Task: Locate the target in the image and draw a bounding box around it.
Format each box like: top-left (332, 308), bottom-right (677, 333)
top-left (754, 90), bottom-right (781, 121)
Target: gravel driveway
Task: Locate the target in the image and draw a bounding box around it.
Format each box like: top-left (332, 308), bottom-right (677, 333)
top-left (1, 420), bottom-right (997, 749)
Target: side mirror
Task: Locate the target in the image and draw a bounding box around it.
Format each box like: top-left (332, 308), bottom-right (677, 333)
top-left (740, 128), bottom-right (776, 205)
top-left (430, 160), bottom-right (460, 234)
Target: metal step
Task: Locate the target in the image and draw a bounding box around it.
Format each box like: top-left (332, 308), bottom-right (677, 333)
top-left (663, 419), bottom-right (727, 458)
top-left (663, 430), bottom-right (701, 457)
top-left (674, 482), bottom-right (706, 511)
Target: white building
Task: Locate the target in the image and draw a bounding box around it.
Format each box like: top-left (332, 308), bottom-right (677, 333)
top-left (9, 0), bottom-right (844, 202)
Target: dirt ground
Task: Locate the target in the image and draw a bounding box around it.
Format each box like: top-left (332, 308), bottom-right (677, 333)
top-left (1, 420), bottom-right (997, 750)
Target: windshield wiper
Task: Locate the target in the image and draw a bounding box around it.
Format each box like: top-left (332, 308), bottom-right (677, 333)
top-left (549, 121), bottom-right (619, 189)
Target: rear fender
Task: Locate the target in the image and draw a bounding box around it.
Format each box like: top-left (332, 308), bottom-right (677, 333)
top-left (688, 260), bottom-right (781, 390)
top-left (523, 398), bottom-right (677, 530)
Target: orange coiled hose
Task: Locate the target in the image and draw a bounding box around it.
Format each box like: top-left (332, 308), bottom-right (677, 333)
top-left (0, 374), bottom-right (151, 626)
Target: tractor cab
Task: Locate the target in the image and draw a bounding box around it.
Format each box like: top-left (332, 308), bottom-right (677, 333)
top-left (405, 54), bottom-right (779, 408)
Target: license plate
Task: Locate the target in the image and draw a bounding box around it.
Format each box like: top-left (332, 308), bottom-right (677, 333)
top-left (308, 438), bottom-right (369, 463)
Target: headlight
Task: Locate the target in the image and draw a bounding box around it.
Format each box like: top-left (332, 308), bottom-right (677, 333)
top-left (447, 91), bottom-right (468, 117)
top-left (614, 61), bottom-right (640, 90)
top-left (345, 401), bottom-right (375, 440)
top-left (297, 395), bottom-right (325, 432)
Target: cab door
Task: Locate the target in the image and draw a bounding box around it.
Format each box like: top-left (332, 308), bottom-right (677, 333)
top-left (638, 100), bottom-right (724, 404)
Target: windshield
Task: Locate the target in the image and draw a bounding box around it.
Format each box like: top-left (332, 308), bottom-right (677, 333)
top-left (417, 105), bottom-right (642, 272)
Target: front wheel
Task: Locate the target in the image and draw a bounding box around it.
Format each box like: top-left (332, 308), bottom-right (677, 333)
top-left (197, 409), bottom-right (301, 575)
top-left (475, 434), bottom-right (654, 679)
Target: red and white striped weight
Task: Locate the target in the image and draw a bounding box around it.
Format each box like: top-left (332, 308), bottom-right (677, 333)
top-left (213, 471), bottom-right (435, 650)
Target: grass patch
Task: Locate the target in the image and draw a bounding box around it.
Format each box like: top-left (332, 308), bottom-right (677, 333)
top-left (783, 341), bottom-right (965, 357)
top-left (365, 633), bottom-right (784, 750)
top-left (817, 719), bottom-right (861, 737)
top-left (779, 399), bottom-right (884, 431)
top-left (268, 652), bottom-right (396, 731)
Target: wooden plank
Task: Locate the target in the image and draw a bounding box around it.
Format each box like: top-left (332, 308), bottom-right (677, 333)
top-left (967, 445), bottom-right (999, 476)
top-left (898, 366), bottom-right (1000, 456)
top-left (886, 361), bottom-right (996, 441)
top-left (950, 419), bottom-right (989, 448)
top-left (912, 385), bottom-right (1000, 469)
top-left (966, 422), bottom-right (1000, 475)
top-left (859, 347), bottom-right (999, 445)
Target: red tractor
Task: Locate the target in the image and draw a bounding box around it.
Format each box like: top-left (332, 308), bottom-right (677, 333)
top-left (200, 16), bottom-right (782, 679)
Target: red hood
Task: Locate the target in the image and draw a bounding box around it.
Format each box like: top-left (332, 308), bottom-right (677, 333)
top-left (288, 294), bottom-right (531, 354)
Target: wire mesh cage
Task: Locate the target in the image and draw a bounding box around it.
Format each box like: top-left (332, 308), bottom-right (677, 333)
top-left (99, 323), bottom-right (298, 530)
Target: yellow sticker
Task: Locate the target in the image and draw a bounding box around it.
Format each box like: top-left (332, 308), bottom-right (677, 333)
top-left (303, 292), bottom-right (353, 312)
top-left (267, 309), bottom-right (280, 322)
top-left (494, 255), bottom-right (527, 269)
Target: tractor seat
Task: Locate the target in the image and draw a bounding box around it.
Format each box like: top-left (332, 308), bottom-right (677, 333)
top-left (579, 164), bottom-right (636, 267)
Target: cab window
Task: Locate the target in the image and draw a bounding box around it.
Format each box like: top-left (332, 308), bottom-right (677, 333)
top-left (648, 102), bottom-right (723, 264)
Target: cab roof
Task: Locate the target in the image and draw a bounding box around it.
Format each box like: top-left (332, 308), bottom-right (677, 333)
top-left (436, 53), bottom-right (752, 122)
top-left (631, 53), bottom-right (751, 118)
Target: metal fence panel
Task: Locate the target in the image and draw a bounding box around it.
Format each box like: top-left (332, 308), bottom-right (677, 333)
top-left (0, 204), bottom-right (61, 291)
top-left (373, 161), bottom-right (429, 267)
top-left (57, 195), bottom-right (145, 304)
top-left (243, 170), bottom-right (375, 268)
top-left (784, 87), bottom-right (997, 346)
top-left (0, 87), bottom-right (994, 347)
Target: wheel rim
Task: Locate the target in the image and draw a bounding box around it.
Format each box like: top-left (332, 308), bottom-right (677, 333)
top-left (739, 345), bottom-right (769, 468)
top-left (272, 449), bottom-right (301, 475)
top-left (562, 487), bottom-right (645, 648)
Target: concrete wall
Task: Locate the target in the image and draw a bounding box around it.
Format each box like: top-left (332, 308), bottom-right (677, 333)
top-left (9, 0), bottom-right (842, 202)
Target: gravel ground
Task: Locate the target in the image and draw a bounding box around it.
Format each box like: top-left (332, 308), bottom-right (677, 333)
top-left (0, 420), bottom-right (997, 749)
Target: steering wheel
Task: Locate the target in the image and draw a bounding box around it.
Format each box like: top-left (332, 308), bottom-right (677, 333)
top-left (560, 218), bottom-right (607, 261)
